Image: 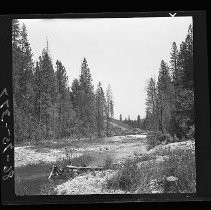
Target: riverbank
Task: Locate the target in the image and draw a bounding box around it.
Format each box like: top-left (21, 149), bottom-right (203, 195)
top-left (55, 139), bottom-right (195, 195)
top-left (15, 135), bottom-right (195, 195)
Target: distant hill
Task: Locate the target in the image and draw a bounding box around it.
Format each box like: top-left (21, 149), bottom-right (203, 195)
top-left (109, 118), bottom-right (130, 131)
top-left (108, 118), bottom-right (146, 136)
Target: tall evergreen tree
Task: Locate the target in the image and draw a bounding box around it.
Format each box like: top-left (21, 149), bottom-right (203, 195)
top-left (144, 24), bottom-right (194, 140)
top-left (137, 115), bottom-right (141, 128)
top-left (145, 78), bottom-right (159, 131)
top-left (105, 84), bottom-right (114, 135)
top-left (106, 84), bottom-right (114, 118)
top-left (173, 24), bottom-right (194, 138)
top-left (12, 19), bottom-right (21, 48)
top-left (36, 48), bottom-right (58, 138)
top-left (78, 58), bottom-right (96, 137)
top-left (55, 60), bottom-right (73, 138)
top-left (19, 24), bottom-right (35, 114)
top-left (70, 78), bottom-right (80, 110)
top-left (120, 114), bottom-right (122, 121)
top-left (181, 24), bottom-right (193, 90)
top-left (157, 60), bottom-right (173, 133)
top-left (13, 21), bottom-right (36, 142)
top-left (95, 82), bottom-right (106, 137)
top-left (12, 20), bottom-right (23, 108)
top-left (170, 42), bottom-right (179, 83)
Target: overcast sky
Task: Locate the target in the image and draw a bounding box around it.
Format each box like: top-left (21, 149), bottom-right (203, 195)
top-left (19, 16), bottom-right (192, 120)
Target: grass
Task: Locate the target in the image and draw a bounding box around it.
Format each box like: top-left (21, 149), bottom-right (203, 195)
top-left (103, 155), bottom-right (114, 170)
top-left (15, 176), bottom-right (29, 196)
top-left (105, 157), bottom-right (156, 193)
top-left (105, 143), bottom-right (196, 194)
top-left (40, 180), bottom-right (57, 195)
top-left (157, 148), bottom-right (196, 193)
top-left (71, 153), bottom-right (94, 166)
top-left (146, 131), bottom-right (174, 148)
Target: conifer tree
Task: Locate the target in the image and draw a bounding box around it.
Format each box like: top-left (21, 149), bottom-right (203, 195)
top-left (78, 58), bottom-right (96, 137)
top-left (36, 47), bottom-right (58, 138)
top-left (173, 24), bottom-right (194, 137)
top-left (170, 42), bottom-right (179, 83)
top-left (12, 19), bottom-right (21, 47)
top-left (137, 115), bottom-right (141, 128)
top-left (55, 60), bottom-right (74, 137)
top-left (157, 60), bottom-right (173, 133)
top-left (120, 114), bottom-right (122, 121)
top-left (19, 24), bottom-right (35, 114)
top-left (145, 78), bottom-right (159, 130)
top-left (95, 82), bottom-right (106, 137)
top-left (105, 84), bottom-right (114, 135)
top-left (13, 21), bottom-right (36, 142)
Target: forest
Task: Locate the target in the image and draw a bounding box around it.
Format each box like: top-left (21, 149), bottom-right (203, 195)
top-left (12, 20), bottom-right (115, 144)
top-left (13, 19), bottom-right (195, 195)
top-left (13, 19), bottom-right (194, 145)
top-left (144, 24), bottom-right (194, 143)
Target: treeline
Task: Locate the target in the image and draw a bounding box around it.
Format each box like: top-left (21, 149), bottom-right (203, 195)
top-left (12, 20), bottom-right (114, 143)
top-left (120, 114), bottom-right (146, 129)
top-left (145, 24), bottom-right (194, 140)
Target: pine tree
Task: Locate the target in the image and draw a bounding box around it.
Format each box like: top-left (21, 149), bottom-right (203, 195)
top-left (105, 84), bottom-right (114, 135)
top-left (12, 19), bottom-right (22, 108)
top-left (106, 84), bottom-right (114, 118)
top-left (95, 82), bottom-right (106, 137)
top-left (172, 24), bottom-right (194, 138)
top-left (157, 60), bottom-right (173, 133)
top-left (71, 78), bottom-right (80, 110)
top-left (12, 19), bottom-right (21, 47)
top-left (145, 25), bottom-right (194, 140)
top-left (137, 115), bottom-right (141, 128)
top-left (13, 21), bottom-right (36, 143)
top-left (19, 24), bottom-right (35, 114)
top-left (120, 114), bottom-right (122, 121)
top-left (145, 78), bottom-right (159, 130)
top-left (36, 47), bottom-right (58, 138)
top-left (78, 58), bottom-right (96, 137)
top-left (182, 24), bottom-right (193, 90)
top-left (55, 60), bottom-right (72, 138)
top-left (170, 42), bottom-right (179, 83)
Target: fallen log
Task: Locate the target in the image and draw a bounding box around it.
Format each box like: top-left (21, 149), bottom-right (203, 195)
top-left (66, 165), bottom-right (103, 171)
top-left (48, 165), bottom-right (104, 180)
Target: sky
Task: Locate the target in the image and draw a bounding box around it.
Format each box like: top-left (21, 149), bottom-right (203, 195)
top-left (19, 16), bottom-right (192, 120)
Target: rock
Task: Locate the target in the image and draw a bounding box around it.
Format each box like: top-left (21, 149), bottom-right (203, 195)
top-left (166, 176), bottom-right (178, 182)
top-left (163, 176), bottom-right (180, 193)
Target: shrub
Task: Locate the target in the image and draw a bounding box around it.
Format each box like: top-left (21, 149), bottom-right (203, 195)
top-left (147, 131), bottom-right (173, 148)
top-left (158, 148), bottom-right (196, 193)
top-left (135, 153), bottom-right (157, 162)
top-left (55, 153), bottom-right (94, 171)
top-left (52, 152), bottom-right (94, 180)
top-left (172, 134), bottom-right (180, 142)
top-left (106, 144), bottom-right (196, 193)
top-left (147, 131), bottom-right (160, 147)
top-left (69, 153), bottom-right (94, 167)
top-left (187, 125), bottom-right (195, 140)
top-left (105, 157), bottom-right (157, 193)
top-left (40, 180), bottom-right (57, 195)
top-left (103, 156), bottom-right (114, 170)
top-left (106, 159), bottom-right (139, 192)
top-left (146, 144), bottom-right (153, 151)
top-left (163, 133), bottom-right (173, 144)
top-left (15, 176), bottom-right (29, 196)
